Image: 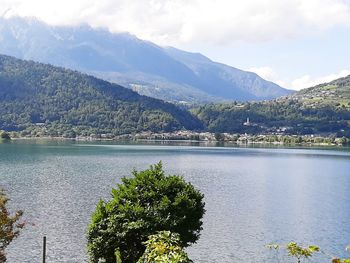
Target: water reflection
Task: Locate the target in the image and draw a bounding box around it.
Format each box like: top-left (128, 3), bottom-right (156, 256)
top-left (0, 141), bottom-right (349, 262)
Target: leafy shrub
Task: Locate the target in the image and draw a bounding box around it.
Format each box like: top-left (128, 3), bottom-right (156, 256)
top-left (138, 231), bottom-right (192, 263)
top-left (0, 190), bottom-right (25, 262)
top-left (87, 162), bottom-right (205, 263)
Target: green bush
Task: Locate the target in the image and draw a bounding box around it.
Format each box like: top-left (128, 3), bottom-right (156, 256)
top-left (0, 190), bottom-right (24, 262)
top-left (87, 162), bottom-right (205, 263)
top-left (138, 231), bottom-right (192, 263)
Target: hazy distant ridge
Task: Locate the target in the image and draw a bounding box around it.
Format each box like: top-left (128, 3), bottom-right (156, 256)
top-left (0, 16), bottom-right (291, 104)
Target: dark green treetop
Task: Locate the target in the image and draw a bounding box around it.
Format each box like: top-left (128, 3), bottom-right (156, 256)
top-left (87, 162), bottom-right (205, 263)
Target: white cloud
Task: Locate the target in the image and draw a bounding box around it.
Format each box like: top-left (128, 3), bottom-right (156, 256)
top-left (248, 66), bottom-right (286, 87)
top-left (249, 67), bottom-right (350, 90)
top-left (1, 0), bottom-right (350, 45)
top-left (291, 69), bottom-right (350, 90)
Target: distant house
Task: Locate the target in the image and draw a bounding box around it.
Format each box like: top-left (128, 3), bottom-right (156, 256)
top-left (35, 123), bottom-right (45, 126)
top-left (243, 117), bottom-right (250, 126)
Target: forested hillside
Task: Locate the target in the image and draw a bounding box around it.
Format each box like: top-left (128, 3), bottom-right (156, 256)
top-left (0, 54), bottom-right (203, 136)
top-left (0, 53), bottom-right (348, 138)
top-left (192, 76), bottom-right (350, 137)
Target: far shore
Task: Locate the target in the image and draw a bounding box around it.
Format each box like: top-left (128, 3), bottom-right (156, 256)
top-left (5, 131), bottom-right (349, 147)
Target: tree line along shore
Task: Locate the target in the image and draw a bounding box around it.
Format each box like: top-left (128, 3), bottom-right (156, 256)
top-left (2, 130), bottom-right (349, 146)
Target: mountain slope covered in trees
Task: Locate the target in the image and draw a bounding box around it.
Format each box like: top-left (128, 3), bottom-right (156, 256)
top-left (192, 76), bottom-right (350, 136)
top-left (0, 54), bottom-right (348, 138)
top-left (0, 16), bottom-right (291, 104)
top-left (0, 54), bottom-right (203, 136)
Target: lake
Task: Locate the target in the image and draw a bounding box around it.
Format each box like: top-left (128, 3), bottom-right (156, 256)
top-left (1, 140), bottom-right (350, 262)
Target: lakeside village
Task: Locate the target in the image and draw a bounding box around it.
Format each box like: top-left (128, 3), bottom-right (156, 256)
top-left (109, 131), bottom-right (349, 146)
top-left (2, 118), bottom-right (348, 146)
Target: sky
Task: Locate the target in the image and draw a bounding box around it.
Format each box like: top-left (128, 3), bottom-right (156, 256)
top-left (1, 0), bottom-right (350, 90)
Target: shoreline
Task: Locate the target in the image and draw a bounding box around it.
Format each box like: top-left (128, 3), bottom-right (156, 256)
top-left (7, 131), bottom-right (350, 147)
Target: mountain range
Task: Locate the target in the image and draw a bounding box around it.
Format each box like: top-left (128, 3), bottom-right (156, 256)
top-left (0, 54), bottom-right (202, 136)
top-left (0, 53), bottom-right (348, 137)
top-left (0, 16), bottom-right (291, 104)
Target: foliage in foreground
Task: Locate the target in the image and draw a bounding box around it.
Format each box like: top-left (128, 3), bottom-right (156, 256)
top-left (138, 231), bottom-right (192, 263)
top-left (0, 190), bottom-right (24, 262)
top-left (268, 242), bottom-right (350, 263)
top-left (87, 162), bottom-right (205, 263)
top-left (267, 242), bottom-right (319, 263)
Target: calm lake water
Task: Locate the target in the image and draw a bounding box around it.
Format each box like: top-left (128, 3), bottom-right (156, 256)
top-left (1, 140), bottom-right (350, 262)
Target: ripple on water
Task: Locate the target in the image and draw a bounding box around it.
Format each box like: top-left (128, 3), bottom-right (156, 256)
top-left (0, 142), bottom-right (349, 262)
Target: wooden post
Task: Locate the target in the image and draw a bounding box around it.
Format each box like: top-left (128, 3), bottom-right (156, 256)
top-left (43, 236), bottom-right (46, 263)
